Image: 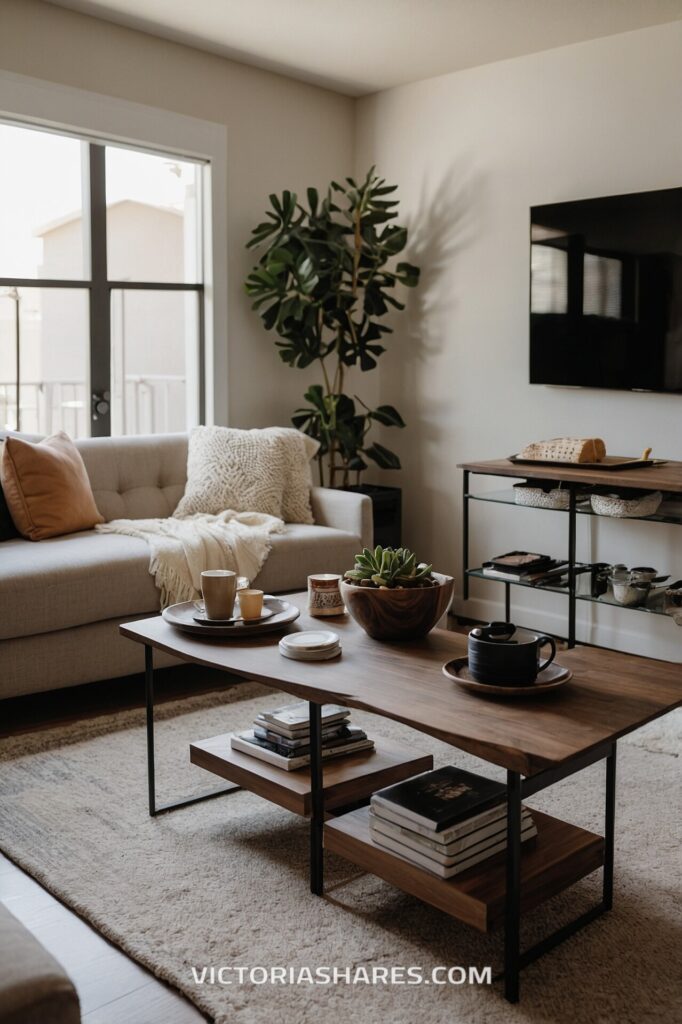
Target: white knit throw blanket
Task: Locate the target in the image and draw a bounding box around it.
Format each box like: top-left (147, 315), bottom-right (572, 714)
top-left (96, 511), bottom-right (284, 607)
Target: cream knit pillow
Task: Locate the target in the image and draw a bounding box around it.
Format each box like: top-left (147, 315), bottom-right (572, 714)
top-left (174, 426), bottom-right (319, 524)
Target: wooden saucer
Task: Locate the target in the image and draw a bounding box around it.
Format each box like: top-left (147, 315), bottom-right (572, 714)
top-left (442, 657), bottom-right (572, 697)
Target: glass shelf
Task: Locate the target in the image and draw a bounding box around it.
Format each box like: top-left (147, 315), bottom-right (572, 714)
top-left (465, 566), bottom-right (580, 597)
top-left (466, 567), bottom-right (673, 618)
top-left (575, 591), bottom-right (670, 617)
top-left (465, 489), bottom-right (682, 526)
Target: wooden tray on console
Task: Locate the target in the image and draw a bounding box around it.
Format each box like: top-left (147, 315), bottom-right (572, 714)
top-left (508, 454), bottom-right (667, 471)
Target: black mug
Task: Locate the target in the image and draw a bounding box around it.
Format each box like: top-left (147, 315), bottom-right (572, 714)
top-left (468, 622), bottom-right (557, 686)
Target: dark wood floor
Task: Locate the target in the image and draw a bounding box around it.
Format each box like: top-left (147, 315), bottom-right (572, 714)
top-left (0, 662), bottom-right (233, 738)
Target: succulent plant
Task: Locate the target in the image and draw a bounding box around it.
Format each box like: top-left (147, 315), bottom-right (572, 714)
top-left (345, 546), bottom-right (434, 588)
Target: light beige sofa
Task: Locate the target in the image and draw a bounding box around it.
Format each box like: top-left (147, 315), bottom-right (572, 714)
top-left (0, 433), bottom-right (372, 700)
top-left (0, 902), bottom-right (80, 1024)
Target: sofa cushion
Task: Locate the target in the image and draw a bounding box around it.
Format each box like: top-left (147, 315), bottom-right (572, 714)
top-left (0, 523), bottom-right (362, 640)
top-left (254, 523), bottom-right (360, 593)
top-left (76, 433), bottom-right (188, 521)
top-left (0, 902), bottom-right (80, 1024)
top-left (0, 532), bottom-right (159, 641)
top-left (1, 432), bottom-right (104, 540)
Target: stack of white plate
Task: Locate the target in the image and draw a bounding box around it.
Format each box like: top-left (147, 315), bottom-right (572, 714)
top-left (279, 630), bottom-right (341, 661)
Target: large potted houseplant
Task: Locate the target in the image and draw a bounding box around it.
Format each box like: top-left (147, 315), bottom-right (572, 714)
top-left (244, 168), bottom-right (420, 545)
top-left (342, 545), bottom-right (454, 641)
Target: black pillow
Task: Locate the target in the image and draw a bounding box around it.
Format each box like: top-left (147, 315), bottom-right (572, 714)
top-left (0, 483), bottom-right (19, 541)
top-left (0, 434), bottom-right (19, 540)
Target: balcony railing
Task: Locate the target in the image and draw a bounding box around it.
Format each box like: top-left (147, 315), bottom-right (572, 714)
top-left (0, 375), bottom-right (186, 436)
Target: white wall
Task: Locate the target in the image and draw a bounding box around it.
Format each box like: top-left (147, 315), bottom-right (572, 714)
top-left (356, 22), bottom-right (682, 659)
top-left (0, 0), bottom-right (355, 430)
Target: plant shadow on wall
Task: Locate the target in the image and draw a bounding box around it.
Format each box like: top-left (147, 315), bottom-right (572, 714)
top-left (244, 169), bottom-right (420, 488)
top-left (379, 167), bottom-right (483, 558)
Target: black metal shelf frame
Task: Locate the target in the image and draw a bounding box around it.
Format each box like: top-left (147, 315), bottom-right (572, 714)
top-left (461, 469), bottom-right (680, 648)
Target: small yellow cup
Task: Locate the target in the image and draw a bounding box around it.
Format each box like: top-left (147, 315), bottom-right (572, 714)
top-left (239, 589), bottom-right (264, 620)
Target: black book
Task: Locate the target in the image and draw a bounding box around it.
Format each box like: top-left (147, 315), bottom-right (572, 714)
top-left (249, 725), bottom-right (367, 759)
top-left (371, 766), bottom-right (506, 833)
top-left (253, 723), bottom-right (350, 749)
top-left (231, 731), bottom-right (373, 770)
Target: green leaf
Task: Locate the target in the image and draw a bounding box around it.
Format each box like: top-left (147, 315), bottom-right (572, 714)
top-left (364, 442), bottom-right (401, 470)
top-left (396, 261), bottom-right (420, 287)
top-left (303, 384), bottom-right (326, 413)
top-left (370, 404), bottom-right (405, 428)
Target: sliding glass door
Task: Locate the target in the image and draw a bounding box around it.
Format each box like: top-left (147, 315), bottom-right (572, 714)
top-left (0, 120), bottom-right (205, 437)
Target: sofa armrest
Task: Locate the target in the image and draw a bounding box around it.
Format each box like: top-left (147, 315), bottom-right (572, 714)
top-left (310, 487), bottom-right (373, 549)
top-left (0, 903), bottom-right (80, 1024)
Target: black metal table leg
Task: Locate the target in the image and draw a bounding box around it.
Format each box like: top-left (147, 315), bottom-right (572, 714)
top-left (145, 645), bottom-right (157, 816)
top-left (498, 743), bottom-right (617, 997)
top-left (309, 701), bottom-right (324, 895)
top-left (603, 742), bottom-right (616, 909)
top-left (504, 770), bottom-right (522, 1003)
top-left (462, 470), bottom-right (470, 601)
top-left (144, 644), bottom-right (240, 818)
top-left (505, 582), bottom-right (511, 622)
top-left (567, 485), bottom-right (577, 648)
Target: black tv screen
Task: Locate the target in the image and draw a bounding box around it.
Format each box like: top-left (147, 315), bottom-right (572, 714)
top-left (530, 187), bottom-right (682, 393)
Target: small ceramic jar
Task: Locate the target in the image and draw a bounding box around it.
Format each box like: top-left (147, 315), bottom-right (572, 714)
top-left (307, 574), bottom-right (345, 617)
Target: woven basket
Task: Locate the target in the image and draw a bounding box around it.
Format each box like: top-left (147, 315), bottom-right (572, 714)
top-left (590, 491), bottom-right (663, 518)
top-left (514, 484), bottom-right (570, 510)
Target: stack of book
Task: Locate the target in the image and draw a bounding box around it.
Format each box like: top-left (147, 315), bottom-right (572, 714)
top-left (369, 766), bottom-right (537, 879)
top-left (230, 702), bottom-right (374, 771)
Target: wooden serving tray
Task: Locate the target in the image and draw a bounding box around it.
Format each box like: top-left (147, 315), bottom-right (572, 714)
top-left (508, 454), bottom-right (667, 471)
top-left (162, 597), bottom-right (299, 637)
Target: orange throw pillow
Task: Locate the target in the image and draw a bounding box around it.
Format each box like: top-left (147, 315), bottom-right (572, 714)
top-left (0, 431), bottom-right (104, 541)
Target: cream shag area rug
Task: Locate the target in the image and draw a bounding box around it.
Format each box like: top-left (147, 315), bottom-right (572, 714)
top-left (0, 683), bottom-right (680, 1024)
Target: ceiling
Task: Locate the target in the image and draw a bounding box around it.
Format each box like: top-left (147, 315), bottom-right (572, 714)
top-left (46, 0), bottom-right (682, 96)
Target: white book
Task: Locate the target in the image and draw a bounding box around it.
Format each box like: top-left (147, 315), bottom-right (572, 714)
top-left (371, 821), bottom-right (538, 879)
top-left (230, 732), bottom-right (373, 771)
top-left (256, 703), bottom-right (350, 735)
top-left (369, 797), bottom-right (511, 844)
top-left (369, 807), bottom-right (534, 863)
top-left (481, 565), bottom-right (566, 583)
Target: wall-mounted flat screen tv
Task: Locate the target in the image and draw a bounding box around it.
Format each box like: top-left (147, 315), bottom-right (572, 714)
top-left (530, 187), bottom-right (682, 393)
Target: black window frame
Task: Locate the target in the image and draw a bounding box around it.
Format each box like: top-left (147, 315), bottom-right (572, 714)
top-left (0, 135), bottom-right (205, 436)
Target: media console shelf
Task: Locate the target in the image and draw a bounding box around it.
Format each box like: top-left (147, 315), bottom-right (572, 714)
top-left (458, 457), bottom-right (682, 647)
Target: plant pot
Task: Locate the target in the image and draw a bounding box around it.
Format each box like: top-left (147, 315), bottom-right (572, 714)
top-left (341, 485), bottom-right (401, 548)
top-left (340, 571), bottom-right (454, 641)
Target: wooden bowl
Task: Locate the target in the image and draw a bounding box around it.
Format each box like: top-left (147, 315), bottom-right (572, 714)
top-left (340, 572), bottom-right (454, 640)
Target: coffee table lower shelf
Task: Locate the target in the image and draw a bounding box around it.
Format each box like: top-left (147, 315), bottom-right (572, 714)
top-left (189, 734), bottom-right (433, 817)
top-left (324, 806), bottom-right (604, 933)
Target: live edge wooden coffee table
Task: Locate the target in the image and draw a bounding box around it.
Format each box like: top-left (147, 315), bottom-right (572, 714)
top-left (120, 596), bottom-right (681, 1003)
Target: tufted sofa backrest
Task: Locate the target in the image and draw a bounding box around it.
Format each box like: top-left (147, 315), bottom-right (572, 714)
top-left (75, 433), bottom-right (188, 522)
